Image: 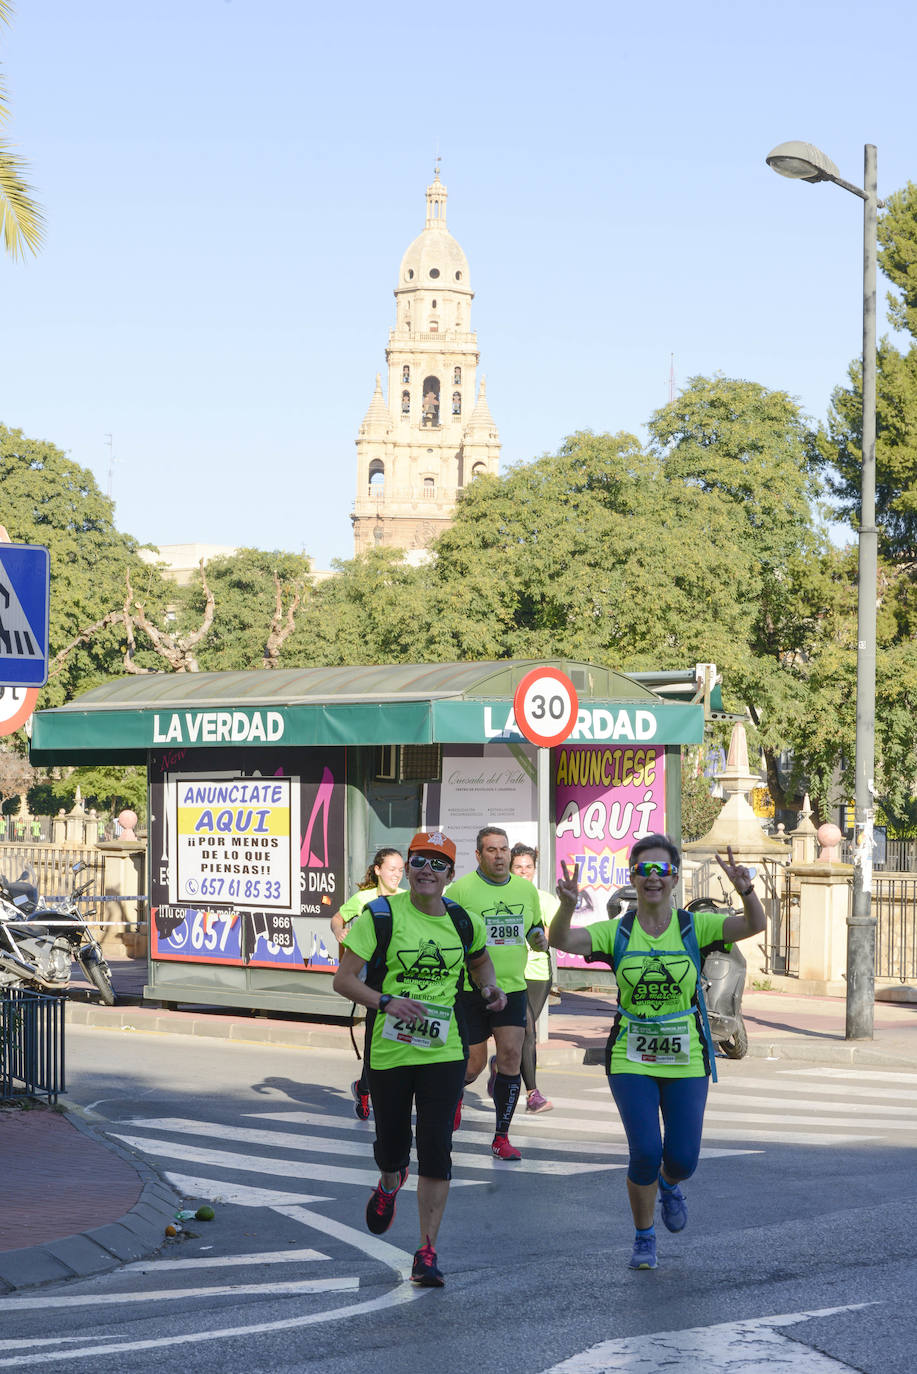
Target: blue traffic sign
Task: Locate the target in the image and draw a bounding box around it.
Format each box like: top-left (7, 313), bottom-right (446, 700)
top-left (0, 544), bottom-right (50, 687)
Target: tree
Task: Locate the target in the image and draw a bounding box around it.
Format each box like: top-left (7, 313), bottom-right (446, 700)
top-left (30, 765), bottom-right (147, 823)
top-left (0, 1), bottom-right (44, 260)
top-left (0, 426), bottom-right (172, 705)
top-left (285, 547), bottom-right (424, 667)
top-left (175, 548), bottom-right (313, 672)
top-left (819, 182), bottom-right (917, 559)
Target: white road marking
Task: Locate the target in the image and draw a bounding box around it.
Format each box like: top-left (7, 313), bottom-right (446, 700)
top-left (514, 1114), bottom-right (871, 1146)
top-left (538, 1304), bottom-right (875, 1372)
top-left (164, 1172), bottom-right (333, 1208)
top-left (710, 1091), bottom-right (917, 1120)
top-left (721, 1075), bottom-right (917, 1105)
top-left (0, 1339), bottom-right (120, 1352)
top-left (271, 1201), bottom-right (419, 1279)
top-left (122, 1118), bottom-right (613, 1175)
top-left (494, 1087), bottom-right (917, 1123)
top-left (112, 1134), bottom-right (483, 1188)
top-left (0, 1278), bottom-right (357, 1311)
top-left (786, 1067), bottom-right (917, 1084)
top-left (121, 1247), bottom-right (328, 1272)
top-left (248, 1109), bottom-right (755, 1160)
top-left (0, 1282), bottom-right (431, 1368)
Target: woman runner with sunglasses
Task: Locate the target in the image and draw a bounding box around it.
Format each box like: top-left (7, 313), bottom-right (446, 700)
top-left (333, 830), bottom-right (506, 1286)
top-left (549, 832), bottom-right (765, 1271)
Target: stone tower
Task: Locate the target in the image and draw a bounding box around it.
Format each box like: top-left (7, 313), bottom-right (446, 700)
top-left (351, 169), bottom-right (501, 557)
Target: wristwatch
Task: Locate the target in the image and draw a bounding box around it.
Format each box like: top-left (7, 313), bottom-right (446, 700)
top-left (378, 994), bottom-right (393, 1013)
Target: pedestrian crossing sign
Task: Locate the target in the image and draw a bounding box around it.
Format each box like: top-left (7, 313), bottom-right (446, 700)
top-left (0, 544), bottom-right (50, 686)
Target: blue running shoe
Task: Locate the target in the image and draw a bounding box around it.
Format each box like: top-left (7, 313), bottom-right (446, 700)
top-left (659, 1179), bottom-right (687, 1232)
top-left (629, 1233), bottom-right (657, 1270)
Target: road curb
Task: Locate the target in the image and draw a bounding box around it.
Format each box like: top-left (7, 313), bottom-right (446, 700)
top-left (0, 1105), bottom-right (181, 1293)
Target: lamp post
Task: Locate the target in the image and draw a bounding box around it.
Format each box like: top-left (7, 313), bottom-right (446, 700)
top-left (766, 140), bottom-right (880, 1040)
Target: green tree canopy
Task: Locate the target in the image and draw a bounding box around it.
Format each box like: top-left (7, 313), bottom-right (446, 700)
top-left (0, 425), bottom-right (171, 704)
top-left (176, 547), bottom-right (313, 672)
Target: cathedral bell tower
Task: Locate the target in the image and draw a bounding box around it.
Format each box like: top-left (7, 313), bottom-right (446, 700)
top-left (351, 169), bottom-right (501, 557)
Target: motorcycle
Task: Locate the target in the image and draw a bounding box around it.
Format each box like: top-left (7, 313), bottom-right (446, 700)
top-left (605, 884), bottom-right (749, 1060)
top-left (0, 862), bottom-right (115, 1005)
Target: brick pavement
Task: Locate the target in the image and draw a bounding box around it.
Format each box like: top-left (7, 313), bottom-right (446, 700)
top-left (0, 1105), bottom-right (142, 1250)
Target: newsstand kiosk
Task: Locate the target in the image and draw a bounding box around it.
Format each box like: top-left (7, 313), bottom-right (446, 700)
top-left (29, 660), bottom-right (704, 1013)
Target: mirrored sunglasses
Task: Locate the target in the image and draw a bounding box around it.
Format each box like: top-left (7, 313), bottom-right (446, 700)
top-left (408, 854), bottom-right (451, 873)
top-left (631, 861), bottom-right (678, 878)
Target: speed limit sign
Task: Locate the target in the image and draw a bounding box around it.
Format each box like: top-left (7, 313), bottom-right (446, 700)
top-left (0, 685), bottom-right (38, 737)
top-left (512, 667), bottom-right (579, 748)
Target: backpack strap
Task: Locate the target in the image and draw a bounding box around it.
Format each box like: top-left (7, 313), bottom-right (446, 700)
top-left (442, 895), bottom-right (476, 958)
top-left (677, 908), bottom-right (717, 1083)
top-left (364, 895), bottom-right (394, 993)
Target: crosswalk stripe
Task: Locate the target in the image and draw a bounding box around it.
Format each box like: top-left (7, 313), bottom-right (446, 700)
top-left (122, 1118), bottom-right (614, 1176)
top-left (711, 1091), bottom-right (917, 1119)
top-left (111, 1134), bottom-right (485, 1188)
top-left (122, 1249), bottom-right (329, 1272)
top-left (246, 1109), bottom-right (754, 1161)
top-left (162, 1173), bottom-right (334, 1209)
top-left (0, 1279), bottom-right (358, 1311)
top-left (720, 1075), bottom-right (917, 1105)
top-left (785, 1067), bottom-right (917, 1083)
top-left (516, 1115), bottom-right (873, 1145)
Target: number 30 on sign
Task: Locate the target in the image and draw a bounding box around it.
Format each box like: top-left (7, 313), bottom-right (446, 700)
top-left (512, 667), bottom-right (579, 749)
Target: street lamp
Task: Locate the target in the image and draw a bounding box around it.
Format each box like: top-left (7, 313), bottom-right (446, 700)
top-left (766, 140), bottom-right (880, 1040)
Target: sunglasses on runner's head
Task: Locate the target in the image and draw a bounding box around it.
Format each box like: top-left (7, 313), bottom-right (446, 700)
top-left (408, 854), bottom-right (452, 872)
top-left (631, 861), bottom-right (678, 878)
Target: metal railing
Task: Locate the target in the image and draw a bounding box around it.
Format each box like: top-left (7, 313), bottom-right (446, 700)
top-left (1, 988), bottom-right (66, 1103)
top-left (684, 857), bottom-right (794, 975)
top-left (871, 875), bottom-right (917, 981)
top-left (0, 846), bottom-right (104, 903)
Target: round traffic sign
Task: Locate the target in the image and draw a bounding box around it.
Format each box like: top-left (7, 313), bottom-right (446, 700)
top-left (0, 685), bottom-right (39, 736)
top-left (512, 667), bottom-right (579, 748)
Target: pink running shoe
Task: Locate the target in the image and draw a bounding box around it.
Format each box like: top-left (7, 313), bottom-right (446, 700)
top-left (526, 1088), bottom-right (553, 1113)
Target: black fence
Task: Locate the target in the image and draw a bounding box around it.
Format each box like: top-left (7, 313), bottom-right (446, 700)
top-left (0, 988), bottom-right (66, 1104)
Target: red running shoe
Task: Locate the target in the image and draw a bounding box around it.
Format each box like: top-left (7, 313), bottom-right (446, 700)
top-left (453, 1094), bottom-right (463, 1131)
top-left (491, 1133), bottom-right (521, 1161)
top-left (365, 1166), bottom-right (408, 1234)
top-left (411, 1236), bottom-right (445, 1287)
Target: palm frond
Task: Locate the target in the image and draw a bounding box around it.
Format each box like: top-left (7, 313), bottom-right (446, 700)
top-left (0, 138), bottom-right (44, 258)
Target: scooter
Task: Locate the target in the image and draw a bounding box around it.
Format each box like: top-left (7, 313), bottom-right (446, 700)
top-left (684, 896), bottom-right (748, 1059)
top-left (605, 885), bottom-right (749, 1060)
top-left (0, 863), bottom-right (115, 1005)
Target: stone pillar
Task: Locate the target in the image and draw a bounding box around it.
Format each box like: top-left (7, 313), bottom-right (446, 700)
top-left (792, 862), bottom-right (852, 985)
top-left (683, 721), bottom-right (790, 988)
top-left (95, 839), bottom-right (147, 957)
top-left (789, 795), bottom-right (818, 865)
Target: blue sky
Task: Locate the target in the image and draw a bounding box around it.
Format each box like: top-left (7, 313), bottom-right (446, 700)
top-left (1, 0), bottom-right (913, 569)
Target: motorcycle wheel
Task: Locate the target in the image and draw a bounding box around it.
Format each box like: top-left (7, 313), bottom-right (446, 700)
top-left (84, 958), bottom-right (116, 1007)
top-left (719, 1017), bottom-right (748, 1059)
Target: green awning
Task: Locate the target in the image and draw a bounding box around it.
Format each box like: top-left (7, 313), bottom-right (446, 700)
top-left (30, 660), bottom-right (705, 764)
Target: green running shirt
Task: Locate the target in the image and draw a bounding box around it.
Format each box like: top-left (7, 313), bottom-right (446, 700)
top-left (445, 871), bottom-right (543, 993)
top-left (343, 891), bottom-right (485, 1069)
top-left (590, 907), bottom-right (729, 1078)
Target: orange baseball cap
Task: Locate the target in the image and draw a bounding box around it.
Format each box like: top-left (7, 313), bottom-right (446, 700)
top-left (407, 830), bottom-right (457, 863)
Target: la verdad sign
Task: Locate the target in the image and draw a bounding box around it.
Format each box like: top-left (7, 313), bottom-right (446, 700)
top-left (486, 703), bottom-right (662, 743)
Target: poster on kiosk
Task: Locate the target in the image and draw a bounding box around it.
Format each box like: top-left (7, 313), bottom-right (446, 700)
top-left (148, 747), bottom-right (345, 972)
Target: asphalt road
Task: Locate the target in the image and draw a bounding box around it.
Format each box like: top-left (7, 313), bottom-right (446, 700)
top-left (2, 1026), bottom-right (916, 1374)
